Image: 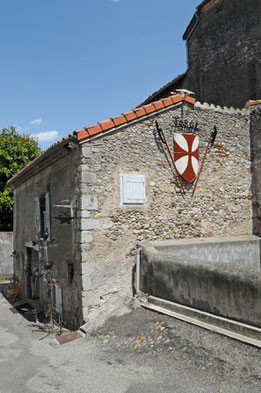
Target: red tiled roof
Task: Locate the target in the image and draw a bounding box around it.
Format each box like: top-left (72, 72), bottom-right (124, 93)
top-left (75, 93), bottom-right (195, 142)
top-left (7, 93), bottom-right (195, 187)
top-left (245, 99), bottom-right (261, 108)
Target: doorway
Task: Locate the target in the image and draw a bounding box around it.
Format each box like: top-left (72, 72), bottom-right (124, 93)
top-left (26, 247), bottom-right (40, 299)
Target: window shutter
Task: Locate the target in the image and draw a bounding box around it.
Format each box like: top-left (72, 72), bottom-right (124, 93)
top-left (121, 174), bottom-right (146, 205)
top-left (34, 197), bottom-right (41, 236)
top-left (44, 192), bottom-right (51, 240)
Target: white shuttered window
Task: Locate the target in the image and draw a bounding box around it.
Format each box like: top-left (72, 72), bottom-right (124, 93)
top-left (120, 174), bottom-right (146, 205)
top-left (34, 192), bottom-right (51, 240)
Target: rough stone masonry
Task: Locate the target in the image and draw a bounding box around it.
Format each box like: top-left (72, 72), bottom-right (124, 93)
top-left (79, 100), bottom-right (252, 323)
top-left (8, 96), bottom-right (258, 330)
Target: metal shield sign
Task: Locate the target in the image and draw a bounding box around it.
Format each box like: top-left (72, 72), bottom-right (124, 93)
top-left (174, 134), bottom-right (199, 183)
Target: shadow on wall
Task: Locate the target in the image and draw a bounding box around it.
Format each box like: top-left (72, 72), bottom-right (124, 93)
top-left (138, 236), bottom-right (261, 329)
top-left (250, 104), bottom-right (261, 237)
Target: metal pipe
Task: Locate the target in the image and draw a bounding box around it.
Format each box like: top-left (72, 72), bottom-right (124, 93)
top-left (192, 126), bottom-right (217, 195)
top-left (155, 120), bottom-right (185, 195)
top-left (136, 247), bottom-right (142, 295)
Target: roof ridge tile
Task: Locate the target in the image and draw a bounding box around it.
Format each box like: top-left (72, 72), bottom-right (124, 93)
top-left (195, 100), bottom-right (247, 113)
top-left (76, 93), bottom-right (194, 142)
top-left (9, 92), bottom-right (197, 183)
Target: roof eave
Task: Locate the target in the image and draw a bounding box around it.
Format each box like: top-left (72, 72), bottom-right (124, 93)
top-left (7, 135), bottom-right (77, 189)
top-left (183, 0), bottom-right (216, 41)
top-left (138, 73), bottom-right (187, 107)
top-left (75, 95), bottom-right (196, 144)
top-left (183, 14), bottom-right (198, 41)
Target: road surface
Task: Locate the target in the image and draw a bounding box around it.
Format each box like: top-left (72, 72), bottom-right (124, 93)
top-left (0, 293), bottom-right (260, 393)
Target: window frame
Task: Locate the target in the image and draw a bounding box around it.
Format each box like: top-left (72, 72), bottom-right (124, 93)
top-left (34, 192), bottom-right (51, 240)
top-left (120, 173), bottom-right (146, 206)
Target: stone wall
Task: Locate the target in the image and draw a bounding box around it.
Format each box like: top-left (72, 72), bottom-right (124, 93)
top-left (0, 232), bottom-right (13, 277)
top-left (13, 145), bottom-right (83, 329)
top-left (79, 100), bottom-right (252, 320)
top-left (183, 0), bottom-right (261, 108)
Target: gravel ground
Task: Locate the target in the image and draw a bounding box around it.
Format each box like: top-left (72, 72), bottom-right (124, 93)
top-left (0, 294), bottom-right (260, 393)
top-left (93, 307), bottom-right (261, 393)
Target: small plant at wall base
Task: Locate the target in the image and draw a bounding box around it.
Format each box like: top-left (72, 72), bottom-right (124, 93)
top-left (0, 126), bottom-right (41, 231)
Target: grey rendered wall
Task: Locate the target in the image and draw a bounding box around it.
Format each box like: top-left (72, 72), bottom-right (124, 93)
top-left (79, 101), bottom-right (252, 320)
top-left (13, 145), bottom-right (83, 329)
top-left (183, 0), bottom-right (261, 108)
top-left (0, 232), bottom-right (13, 276)
top-left (139, 249), bottom-right (261, 328)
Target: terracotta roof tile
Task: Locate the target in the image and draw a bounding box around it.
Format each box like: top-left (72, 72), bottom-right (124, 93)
top-left (123, 111), bottom-right (137, 121)
top-left (162, 97), bottom-right (175, 107)
top-left (77, 131), bottom-right (89, 141)
top-left (133, 107), bottom-right (147, 118)
top-left (184, 96), bottom-right (196, 105)
top-left (153, 100), bottom-right (165, 110)
top-left (88, 124), bottom-right (103, 136)
top-left (143, 104), bottom-right (156, 114)
top-left (98, 119), bottom-right (115, 131)
top-left (74, 93), bottom-right (195, 142)
top-left (245, 99), bottom-right (261, 108)
top-left (171, 94), bottom-right (183, 103)
top-left (112, 115), bottom-right (126, 126)
top-left (8, 93), bottom-right (195, 186)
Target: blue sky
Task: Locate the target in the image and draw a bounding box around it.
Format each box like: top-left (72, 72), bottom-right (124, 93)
top-left (0, 0), bottom-right (199, 150)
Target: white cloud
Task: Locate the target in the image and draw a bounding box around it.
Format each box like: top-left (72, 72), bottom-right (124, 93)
top-left (111, 0), bottom-right (121, 2)
top-left (30, 118), bottom-right (43, 126)
top-left (31, 130), bottom-right (59, 142)
top-left (16, 126), bottom-right (30, 133)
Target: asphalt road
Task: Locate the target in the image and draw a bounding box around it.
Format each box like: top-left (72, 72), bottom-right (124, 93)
top-left (0, 293), bottom-right (260, 393)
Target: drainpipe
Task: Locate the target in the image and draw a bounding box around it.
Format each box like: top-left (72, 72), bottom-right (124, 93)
top-left (136, 247), bottom-right (142, 295)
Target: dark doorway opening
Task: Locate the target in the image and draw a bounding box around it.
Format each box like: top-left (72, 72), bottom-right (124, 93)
top-left (26, 247), bottom-right (40, 300)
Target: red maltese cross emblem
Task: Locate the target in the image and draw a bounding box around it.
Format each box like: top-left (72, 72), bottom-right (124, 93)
top-left (174, 134), bottom-right (199, 183)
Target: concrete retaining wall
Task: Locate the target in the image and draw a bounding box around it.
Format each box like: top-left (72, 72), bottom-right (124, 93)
top-left (0, 232), bottom-right (13, 276)
top-left (139, 236), bottom-right (261, 328)
top-left (140, 236), bottom-right (261, 269)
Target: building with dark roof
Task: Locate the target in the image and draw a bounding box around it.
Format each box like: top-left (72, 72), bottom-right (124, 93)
top-left (141, 0), bottom-right (261, 108)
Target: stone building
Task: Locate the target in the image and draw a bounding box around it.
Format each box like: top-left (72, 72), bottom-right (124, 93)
top-left (141, 0), bottom-right (261, 109)
top-left (8, 93), bottom-right (256, 329)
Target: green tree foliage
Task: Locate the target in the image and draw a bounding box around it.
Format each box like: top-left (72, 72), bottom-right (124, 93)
top-left (0, 126), bottom-right (41, 231)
